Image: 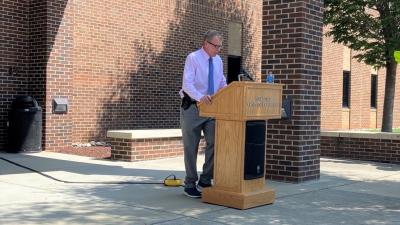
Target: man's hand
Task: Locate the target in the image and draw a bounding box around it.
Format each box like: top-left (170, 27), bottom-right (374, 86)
top-left (200, 95), bottom-right (212, 105)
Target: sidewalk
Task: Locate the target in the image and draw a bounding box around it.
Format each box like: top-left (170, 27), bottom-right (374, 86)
top-left (0, 151), bottom-right (399, 225)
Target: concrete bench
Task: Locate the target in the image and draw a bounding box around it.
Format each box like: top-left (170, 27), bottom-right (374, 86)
top-left (107, 129), bottom-right (205, 162)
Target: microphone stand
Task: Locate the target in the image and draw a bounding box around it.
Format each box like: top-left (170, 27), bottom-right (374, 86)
top-left (237, 69), bottom-right (254, 81)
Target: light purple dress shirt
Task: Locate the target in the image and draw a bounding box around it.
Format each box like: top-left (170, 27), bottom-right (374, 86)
top-left (180, 48), bottom-right (227, 101)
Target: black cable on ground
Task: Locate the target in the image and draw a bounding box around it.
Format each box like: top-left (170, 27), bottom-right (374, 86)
top-left (0, 156), bottom-right (182, 186)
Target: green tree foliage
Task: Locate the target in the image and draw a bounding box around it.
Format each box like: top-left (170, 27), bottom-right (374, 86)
top-left (324, 0), bottom-right (400, 132)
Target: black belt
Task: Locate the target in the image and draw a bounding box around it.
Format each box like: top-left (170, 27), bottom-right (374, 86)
top-left (181, 91), bottom-right (197, 110)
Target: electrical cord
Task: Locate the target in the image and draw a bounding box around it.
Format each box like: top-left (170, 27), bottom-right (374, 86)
top-left (0, 156), bottom-right (183, 186)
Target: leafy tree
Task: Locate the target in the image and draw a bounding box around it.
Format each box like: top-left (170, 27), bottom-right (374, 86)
top-left (324, 0), bottom-right (400, 132)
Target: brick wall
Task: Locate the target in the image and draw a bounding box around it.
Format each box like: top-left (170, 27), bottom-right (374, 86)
top-left (28, 0), bottom-right (47, 151)
top-left (349, 52), bottom-right (373, 129)
top-left (0, 0), bottom-right (70, 150)
top-left (262, 0), bottom-right (323, 182)
top-left (44, 0), bottom-right (74, 151)
top-left (0, 0), bottom-right (30, 149)
top-left (108, 137), bottom-right (205, 162)
top-left (321, 26), bottom-right (343, 130)
top-left (377, 67), bottom-right (386, 128)
top-left (55, 0), bottom-right (261, 146)
top-left (28, 0), bottom-right (46, 106)
top-left (321, 133), bottom-right (400, 164)
top-left (0, 0), bottom-right (262, 151)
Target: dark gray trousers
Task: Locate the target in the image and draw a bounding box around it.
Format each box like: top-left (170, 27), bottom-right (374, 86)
top-left (180, 104), bottom-right (215, 188)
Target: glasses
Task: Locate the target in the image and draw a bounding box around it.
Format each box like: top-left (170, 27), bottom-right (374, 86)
top-left (207, 40), bottom-right (222, 50)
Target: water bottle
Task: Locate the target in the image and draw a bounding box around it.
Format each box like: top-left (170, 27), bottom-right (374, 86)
top-left (266, 71), bottom-right (274, 83)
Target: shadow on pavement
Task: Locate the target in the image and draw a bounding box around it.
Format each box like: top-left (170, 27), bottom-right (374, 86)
top-left (1, 152), bottom-right (399, 225)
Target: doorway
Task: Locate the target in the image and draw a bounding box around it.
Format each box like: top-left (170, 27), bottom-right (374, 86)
top-left (227, 55), bottom-right (242, 84)
top-left (227, 22), bottom-right (242, 84)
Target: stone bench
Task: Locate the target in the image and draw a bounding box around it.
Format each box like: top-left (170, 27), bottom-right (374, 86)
top-left (107, 129), bottom-right (205, 162)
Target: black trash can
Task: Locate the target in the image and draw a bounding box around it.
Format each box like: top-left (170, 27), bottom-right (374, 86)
top-left (8, 96), bottom-right (42, 153)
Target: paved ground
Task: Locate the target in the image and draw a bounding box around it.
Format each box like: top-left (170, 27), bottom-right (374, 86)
top-left (0, 151), bottom-right (399, 225)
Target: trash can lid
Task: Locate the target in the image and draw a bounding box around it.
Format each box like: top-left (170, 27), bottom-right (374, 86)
top-left (12, 96), bottom-right (41, 110)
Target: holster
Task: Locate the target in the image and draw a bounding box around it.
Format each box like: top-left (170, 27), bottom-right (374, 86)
top-left (181, 92), bottom-right (197, 110)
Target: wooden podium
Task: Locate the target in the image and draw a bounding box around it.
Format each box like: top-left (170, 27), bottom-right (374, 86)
top-left (198, 81), bottom-right (283, 209)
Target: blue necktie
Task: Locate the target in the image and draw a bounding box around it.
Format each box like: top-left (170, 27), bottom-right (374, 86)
top-left (208, 57), bottom-right (214, 95)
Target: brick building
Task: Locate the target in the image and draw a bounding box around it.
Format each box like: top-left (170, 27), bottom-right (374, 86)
top-left (1, 0), bottom-right (263, 150)
top-left (2, 0), bottom-right (397, 180)
top-left (322, 27), bottom-right (400, 131)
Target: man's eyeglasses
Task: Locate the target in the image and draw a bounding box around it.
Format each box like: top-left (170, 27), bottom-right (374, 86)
top-left (207, 40), bottom-right (222, 49)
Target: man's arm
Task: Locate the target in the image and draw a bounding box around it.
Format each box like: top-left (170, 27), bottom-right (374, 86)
top-left (182, 54), bottom-right (203, 101)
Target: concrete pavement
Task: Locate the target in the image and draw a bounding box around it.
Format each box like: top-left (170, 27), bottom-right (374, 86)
top-left (0, 151), bottom-right (399, 225)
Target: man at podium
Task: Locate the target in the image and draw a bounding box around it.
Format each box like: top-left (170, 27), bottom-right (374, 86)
top-left (179, 30), bottom-right (227, 198)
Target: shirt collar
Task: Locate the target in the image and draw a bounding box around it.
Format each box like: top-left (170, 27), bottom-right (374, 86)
top-left (200, 47), bottom-right (212, 60)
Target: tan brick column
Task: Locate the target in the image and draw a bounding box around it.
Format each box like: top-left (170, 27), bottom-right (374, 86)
top-left (44, 0), bottom-right (74, 151)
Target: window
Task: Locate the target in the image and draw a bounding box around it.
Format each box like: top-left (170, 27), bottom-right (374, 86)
top-left (342, 71), bottom-right (350, 108)
top-left (371, 74), bottom-right (377, 108)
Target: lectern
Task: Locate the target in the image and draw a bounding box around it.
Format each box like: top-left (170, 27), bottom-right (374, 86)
top-left (198, 81), bottom-right (283, 209)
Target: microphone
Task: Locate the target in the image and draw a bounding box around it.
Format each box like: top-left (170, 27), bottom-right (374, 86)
top-left (239, 69), bottom-right (254, 81)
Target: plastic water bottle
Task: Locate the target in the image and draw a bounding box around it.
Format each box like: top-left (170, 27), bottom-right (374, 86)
top-left (266, 71), bottom-right (274, 83)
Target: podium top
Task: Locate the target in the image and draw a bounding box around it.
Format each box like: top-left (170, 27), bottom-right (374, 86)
top-left (198, 81), bottom-right (283, 121)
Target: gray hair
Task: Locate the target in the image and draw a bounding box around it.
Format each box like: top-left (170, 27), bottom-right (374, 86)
top-left (203, 30), bottom-right (222, 42)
